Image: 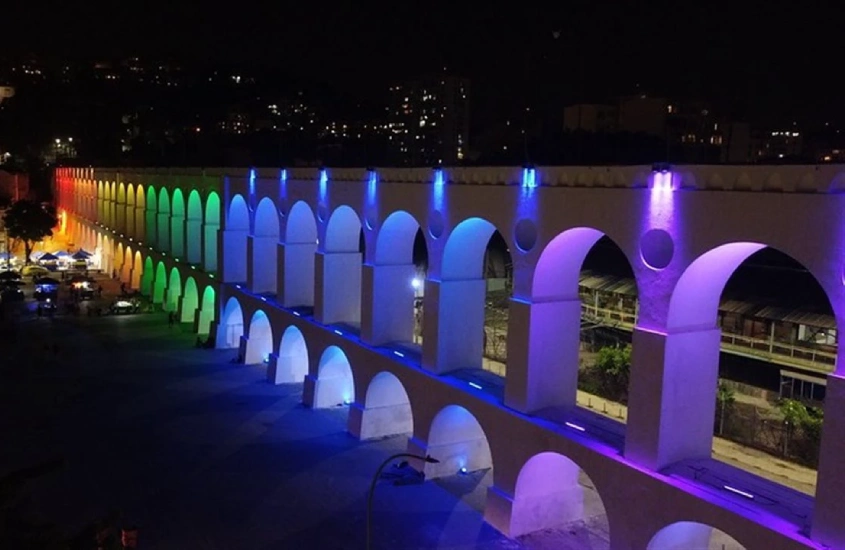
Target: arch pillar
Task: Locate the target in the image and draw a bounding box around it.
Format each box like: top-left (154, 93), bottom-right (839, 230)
top-left (278, 241), bottom-right (316, 307)
top-left (220, 228), bottom-right (248, 283)
top-left (624, 326), bottom-right (722, 470)
top-left (135, 207), bottom-right (146, 241)
top-left (244, 332), bottom-right (272, 365)
top-left (484, 463), bottom-right (585, 538)
top-left (247, 234), bottom-right (278, 294)
top-left (314, 249), bottom-right (362, 326)
top-left (421, 277), bottom-right (486, 375)
top-left (360, 262), bottom-right (417, 346)
top-left (504, 297), bottom-right (582, 414)
top-left (203, 220), bottom-right (220, 272)
top-left (157, 212), bottom-right (170, 251)
top-left (347, 400), bottom-right (413, 441)
top-left (125, 204), bottom-right (135, 237)
top-left (186, 216), bottom-right (202, 264)
top-left (812, 373), bottom-right (845, 547)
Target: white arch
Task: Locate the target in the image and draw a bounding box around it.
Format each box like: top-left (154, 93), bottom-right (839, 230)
top-left (217, 297), bottom-right (244, 350)
top-left (426, 405), bottom-right (492, 479)
top-left (272, 325), bottom-right (309, 384)
top-left (358, 371), bottom-right (413, 439)
top-left (647, 521), bottom-right (746, 550)
top-left (245, 310), bottom-right (274, 365)
top-left (313, 346), bottom-right (355, 409)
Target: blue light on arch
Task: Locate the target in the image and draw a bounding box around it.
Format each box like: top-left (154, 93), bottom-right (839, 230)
top-left (319, 168), bottom-right (329, 202)
top-left (522, 166), bottom-right (537, 189)
top-left (280, 168), bottom-right (288, 201)
top-left (432, 167), bottom-right (446, 211)
top-left (367, 169), bottom-right (378, 206)
top-left (249, 168), bottom-right (256, 196)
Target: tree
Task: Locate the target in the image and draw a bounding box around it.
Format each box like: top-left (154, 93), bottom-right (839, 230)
top-left (594, 345), bottom-right (632, 402)
top-left (716, 383), bottom-right (735, 435)
top-left (2, 200), bottom-right (57, 264)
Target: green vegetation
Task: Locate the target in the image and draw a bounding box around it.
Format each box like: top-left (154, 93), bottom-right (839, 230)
top-left (579, 344), bottom-right (632, 403)
top-left (2, 199), bottom-right (58, 263)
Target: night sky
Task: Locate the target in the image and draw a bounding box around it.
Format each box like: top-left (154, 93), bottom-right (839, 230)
top-left (5, 1), bottom-right (845, 124)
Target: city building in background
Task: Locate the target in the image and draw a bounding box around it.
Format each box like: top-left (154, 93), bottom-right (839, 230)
top-left (564, 95), bottom-right (752, 163)
top-left (387, 74), bottom-right (470, 166)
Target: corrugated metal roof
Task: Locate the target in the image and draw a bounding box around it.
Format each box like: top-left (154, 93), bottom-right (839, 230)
top-left (578, 273), bottom-right (836, 329)
top-left (719, 299), bottom-right (760, 315)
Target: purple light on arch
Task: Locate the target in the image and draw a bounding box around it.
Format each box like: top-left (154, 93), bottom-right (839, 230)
top-left (666, 242), bottom-right (765, 331)
top-left (530, 227), bottom-right (606, 301)
top-left (647, 170), bottom-right (676, 227)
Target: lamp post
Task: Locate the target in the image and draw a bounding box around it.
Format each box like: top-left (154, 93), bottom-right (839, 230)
top-left (366, 453), bottom-right (439, 550)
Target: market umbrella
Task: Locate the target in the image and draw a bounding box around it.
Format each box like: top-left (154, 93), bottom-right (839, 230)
top-left (53, 251), bottom-right (70, 257)
top-left (72, 249), bottom-right (92, 260)
top-left (0, 252), bottom-right (13, 261)
top-left (38, 253), bottom-right (59, 262)
top-left (0, 270), bottom-right (21, 280)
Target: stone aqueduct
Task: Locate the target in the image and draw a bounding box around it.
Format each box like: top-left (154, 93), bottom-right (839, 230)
top-left (54, 164), bottom-right (845, 549)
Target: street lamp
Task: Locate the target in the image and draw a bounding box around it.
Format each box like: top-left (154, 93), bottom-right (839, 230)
top-left (366, 453), bottom-right (439, 550)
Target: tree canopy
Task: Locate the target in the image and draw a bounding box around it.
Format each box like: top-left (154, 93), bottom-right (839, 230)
top-left (2, 200), bottom-right (57, 263)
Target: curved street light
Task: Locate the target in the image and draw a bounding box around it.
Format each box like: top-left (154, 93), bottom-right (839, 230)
top-left (366, 453), bottom-right (439, 550)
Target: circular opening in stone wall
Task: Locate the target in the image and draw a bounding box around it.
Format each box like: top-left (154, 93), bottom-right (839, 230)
top-left (513, 219), bottom-right (538, 252)
top-left (429, 210), bottom-right (445, 239)
top-left (640, 228), bottom-right (674, 270)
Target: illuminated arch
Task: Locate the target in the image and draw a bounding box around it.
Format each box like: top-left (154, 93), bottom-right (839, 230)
top-left (186, 190), bottom-right (203, 264)
top-left (313, 346), bottom-right (355, 408)
top-left (204, 191), bottom-right (221, 272)
top-left (509, 451), bottom-right (608, 538)
top-left (145, 187), bottom-right (157, 245)
top-left (369, 210), bottom-right (426, 344)
top-left (273, 325), bottom-right (309, 384)
top-left (181, 276), bottom-right (199, 323)
top-left (282, 201), bottom-right (318, 307)
top-left (361, 371), bottom-right (412, 439)
top-left (170, 188), bottom-right (186, 257)
top-left (223, 194), bottom-right (250, 283)
top-left (647, 521), bottom-right (746, 549)
top-left (661, 243), bottom-right (837, 468)
top-left (157, 187), bottom-right (171, 251)
top-left (166, 266), bottom-right (182, 312)
top-left (426, 404), bottom-right (492, 478)
top-left (153, 261), bottom-right (167, 304)
top-left (374, 210), bottom-right (424, 265)
top-left (197, 285), bottom-right (216, 335)
top-left (324, 205), bottom-right (361, 253)
top-left (218, 297), bottom-right (245, 349)
top-left (126, 184), bottom-right (136, 237)
top-left (131, 251), bottom-right (143, 290)
top-left (251, 197), bottom-right (280, 294)
top-left (434, 217), bottom-right (508, 373)
top-left (134, 184), bottom-right (146, 241)
top-left (141, 256), bottom-right (155, 295)
top-left (245, 310), bottom-right (274, 365)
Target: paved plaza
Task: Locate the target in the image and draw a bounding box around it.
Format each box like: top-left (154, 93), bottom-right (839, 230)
top-left (0, 310), bottom-right (610, 549)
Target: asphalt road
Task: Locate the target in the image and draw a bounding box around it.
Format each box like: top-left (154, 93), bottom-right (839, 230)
top-left (0, 310), bottom-right (610, 549)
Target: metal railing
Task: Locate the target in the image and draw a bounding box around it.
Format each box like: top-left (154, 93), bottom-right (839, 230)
top-left (581, 303), bottom-right (835, 375)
